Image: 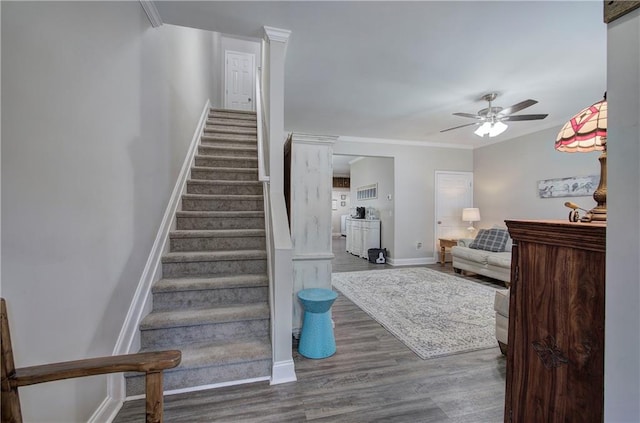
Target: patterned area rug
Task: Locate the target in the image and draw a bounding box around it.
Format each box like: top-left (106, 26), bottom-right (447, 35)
top-left (332, 267), bottom-right (498, 359)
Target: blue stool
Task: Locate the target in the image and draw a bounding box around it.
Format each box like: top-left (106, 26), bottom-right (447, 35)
top-left (297, 288), bottom-right (338, 359)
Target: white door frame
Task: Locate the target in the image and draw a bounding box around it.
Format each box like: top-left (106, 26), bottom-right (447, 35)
top-left (433, 170), bottom-right (474, 262)
top-left (224, 50), bottom-right (256, 111)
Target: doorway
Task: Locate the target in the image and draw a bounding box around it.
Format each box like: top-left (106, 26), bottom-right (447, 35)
top-left (224, 50), bottom-right (255, 111)
top-left (434, 171), bottom-right (474, 261)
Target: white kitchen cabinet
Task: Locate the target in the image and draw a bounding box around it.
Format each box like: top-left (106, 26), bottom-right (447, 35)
top-left (345, 218), bottom-right (381, 258)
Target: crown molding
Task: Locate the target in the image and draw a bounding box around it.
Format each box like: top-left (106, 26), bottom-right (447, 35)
top-left (263, 26), bottom-right (292, 43)
top-left (140, 0), bottom-right (163, 28)
top-left (337, 135), bottom-right (473, 150)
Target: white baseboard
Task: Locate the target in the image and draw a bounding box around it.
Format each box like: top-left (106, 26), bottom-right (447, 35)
top-left (387, 257), bottom-right (435, 266)
top-left (87, 396), bottom-right (123, 423)
top-left (125, 376), bottom-right (271, 401)
top-left (270, 360), bottom-right (297, 385)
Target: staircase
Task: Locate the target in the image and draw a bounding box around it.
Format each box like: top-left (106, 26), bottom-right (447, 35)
top-left (126, 109), bottom-right (272, 395)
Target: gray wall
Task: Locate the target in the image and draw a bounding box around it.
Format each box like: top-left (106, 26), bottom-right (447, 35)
top-left (1, 2), bottom-right (214, 422)
top-left (350, 157), bottom-right (394, 255)
top-left (474, 126), bottom-right (600, 227)
top-left (334, 139), bottom-right (473, 263)
top-left (606, 8), bottom-right (640, 421)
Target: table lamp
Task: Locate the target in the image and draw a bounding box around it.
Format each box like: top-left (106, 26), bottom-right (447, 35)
top-left (462, 208), bottom-right (481, 233)
top-left (555, 94), bottom-right (607, 222)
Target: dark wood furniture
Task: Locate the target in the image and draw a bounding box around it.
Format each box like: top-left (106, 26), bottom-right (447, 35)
top-left (1, 298), bottom-right (181, 423)
top-left (504, 220), bottom-right (605, 423)
top-left (332, 177), bottom-right (350, 188)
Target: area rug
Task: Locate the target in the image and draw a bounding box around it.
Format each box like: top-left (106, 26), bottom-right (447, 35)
top-left (331, 267), bottom-right (498, 359)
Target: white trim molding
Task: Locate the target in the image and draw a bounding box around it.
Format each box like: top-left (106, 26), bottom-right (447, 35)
top-left (139, 0), bottom-right (163, 28)
top-left (263, 26), bottom-right (292, 43)
top-left (338, 135), bottom-right (474, 150)
top-left (271, 359), bottom-right (297, 385)
top-left (387, 257), bottom-right (435, 266)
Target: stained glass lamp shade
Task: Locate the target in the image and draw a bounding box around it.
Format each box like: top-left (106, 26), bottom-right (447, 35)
top-left (555, 96), bottom-right (607, 222)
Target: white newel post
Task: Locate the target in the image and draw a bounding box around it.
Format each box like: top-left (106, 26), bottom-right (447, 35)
top-left (262, 26), bottom-right (297, 385)
top-left (263, 26), bottom-right (290, 195)
top-left (290, 133), bottom-right (338, 335)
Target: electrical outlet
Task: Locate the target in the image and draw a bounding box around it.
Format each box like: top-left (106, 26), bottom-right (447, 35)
top-left (416, 242), bottom-right (422, 249)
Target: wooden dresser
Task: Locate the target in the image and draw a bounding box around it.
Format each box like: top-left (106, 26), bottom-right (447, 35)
top-left (504, 220), bottom-right (606, 422)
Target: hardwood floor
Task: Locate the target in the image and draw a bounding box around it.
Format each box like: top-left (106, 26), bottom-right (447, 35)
top-left (114, 237), bottom-right (506, 422)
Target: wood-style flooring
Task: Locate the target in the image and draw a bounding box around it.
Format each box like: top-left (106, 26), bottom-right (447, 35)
top-left (114, 236), bottom-right (506, 422)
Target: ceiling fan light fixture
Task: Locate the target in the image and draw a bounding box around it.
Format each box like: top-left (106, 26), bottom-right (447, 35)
top-left (489, 121), bottom-right (508, 137)
top-left (474, 121), bottom-right (508, 137)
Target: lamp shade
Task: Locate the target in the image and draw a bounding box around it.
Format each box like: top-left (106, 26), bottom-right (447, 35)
top-left (462, 208), bottom-right (481, 222)
top-left (555, 98), bottom-right (607, 152)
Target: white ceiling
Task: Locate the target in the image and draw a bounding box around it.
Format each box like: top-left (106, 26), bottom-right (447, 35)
top-left (156, 1), bottom-right (607, 148)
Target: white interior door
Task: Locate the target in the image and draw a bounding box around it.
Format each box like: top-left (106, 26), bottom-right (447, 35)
top-left (224, 51), bottom-right (255, 111)
top-left (434, 171), bottom-right (473, 258)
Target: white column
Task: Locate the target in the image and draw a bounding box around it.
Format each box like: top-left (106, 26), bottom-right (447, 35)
top-left (605, 8), bottom-right (640, 422)
top-left (263, 26), bottom-right (291, 195)
top-left (290, 133), bottom-right (338, 334)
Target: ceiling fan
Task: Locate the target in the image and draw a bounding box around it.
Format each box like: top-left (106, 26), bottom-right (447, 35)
top-left (441, 93), bottom-right (548, 137)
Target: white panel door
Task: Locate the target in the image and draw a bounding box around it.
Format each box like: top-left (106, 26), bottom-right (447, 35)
top-left (224, 51), bottom-right (255, 111)
top-left (434, 171), bottom-right (473, 258)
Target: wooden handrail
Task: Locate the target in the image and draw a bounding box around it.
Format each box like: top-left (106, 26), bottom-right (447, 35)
top-left (12, 350), bottom-right (181, 387)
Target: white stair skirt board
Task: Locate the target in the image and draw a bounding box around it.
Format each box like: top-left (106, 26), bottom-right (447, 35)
top-left (91, 100), bottom-right (211, 423)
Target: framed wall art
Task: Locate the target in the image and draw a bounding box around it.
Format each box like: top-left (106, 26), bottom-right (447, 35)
top-left (537, 175), bottom-right (599, 198)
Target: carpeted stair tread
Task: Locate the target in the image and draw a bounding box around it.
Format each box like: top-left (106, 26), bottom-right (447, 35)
top-left (153, 274), bottom-right (268, 293)
top-left (176, 210), bottom-right (264, 218)
top-left (146, 338), bottom-right (271, 370)
top-left (210, 108), bottom-right (256, 115)
top-left (188, 179), bottom-right (261, 186)
top-left (195, 154), bottom-right (258, 161)
top-left (162, 249), bottom-right (266, 263)
top-left (140, 303), bottom-right (269, 330)
top-left (200, 134), bottom-right (257, 144)
top-left (170, 229), bottom-right (265, 239)
top-left (199, 145), bottom-right (258, 154)
top-left (125, 339), bottom-right (271, 394)
top-left (182, 193), bottom-right (263, 200)
top-left (206, 118), bottom-right (257, 128)
top-left (204, 126), bottom-right (257, 135)
top-left (209, 111), bottom-right (256, 119)
top-left (191, 166), bottom-right (258, 173)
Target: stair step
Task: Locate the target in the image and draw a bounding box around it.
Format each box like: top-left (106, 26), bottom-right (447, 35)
top-left (140, 303), bottom-right (269, 349)
top-left (152, 274), bottom-right (269, 311)
top-left (181, 194), bottom-right (263, 212)
top-left (200, 133), bottom-right (257, 143)
top-left (161, 250), bottom-right (267, 278)
top-left (176, 210), bottom-right (265, 230)
top-left (206, 118), bottom-right (257, 128)
top-left (191, 166), bottom-right (258, 181)
top-left (195, 155), bottom-right (258, 169)
top-left (187, 180), bottom-right (262, 195)
top-left (204, 126), bottom-right (257, 136)
top-left (169, 229), bottom-right (266, 252)
top-left (198, 145), bottom-right (258, 158)
top-left (209, 111), bottom-right (257, 122)
top-left (126, 338), bottom-right (271, 395)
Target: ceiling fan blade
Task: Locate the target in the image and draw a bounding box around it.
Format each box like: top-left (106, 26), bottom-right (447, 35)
top-left (498, 99), bottom-right (538, 116)
top-left (453, 112), bottom-right (483, 119)
top-left (502, 114), bottom-right (549, 121)
top-left (440, 122), bottom-right (480, 133)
